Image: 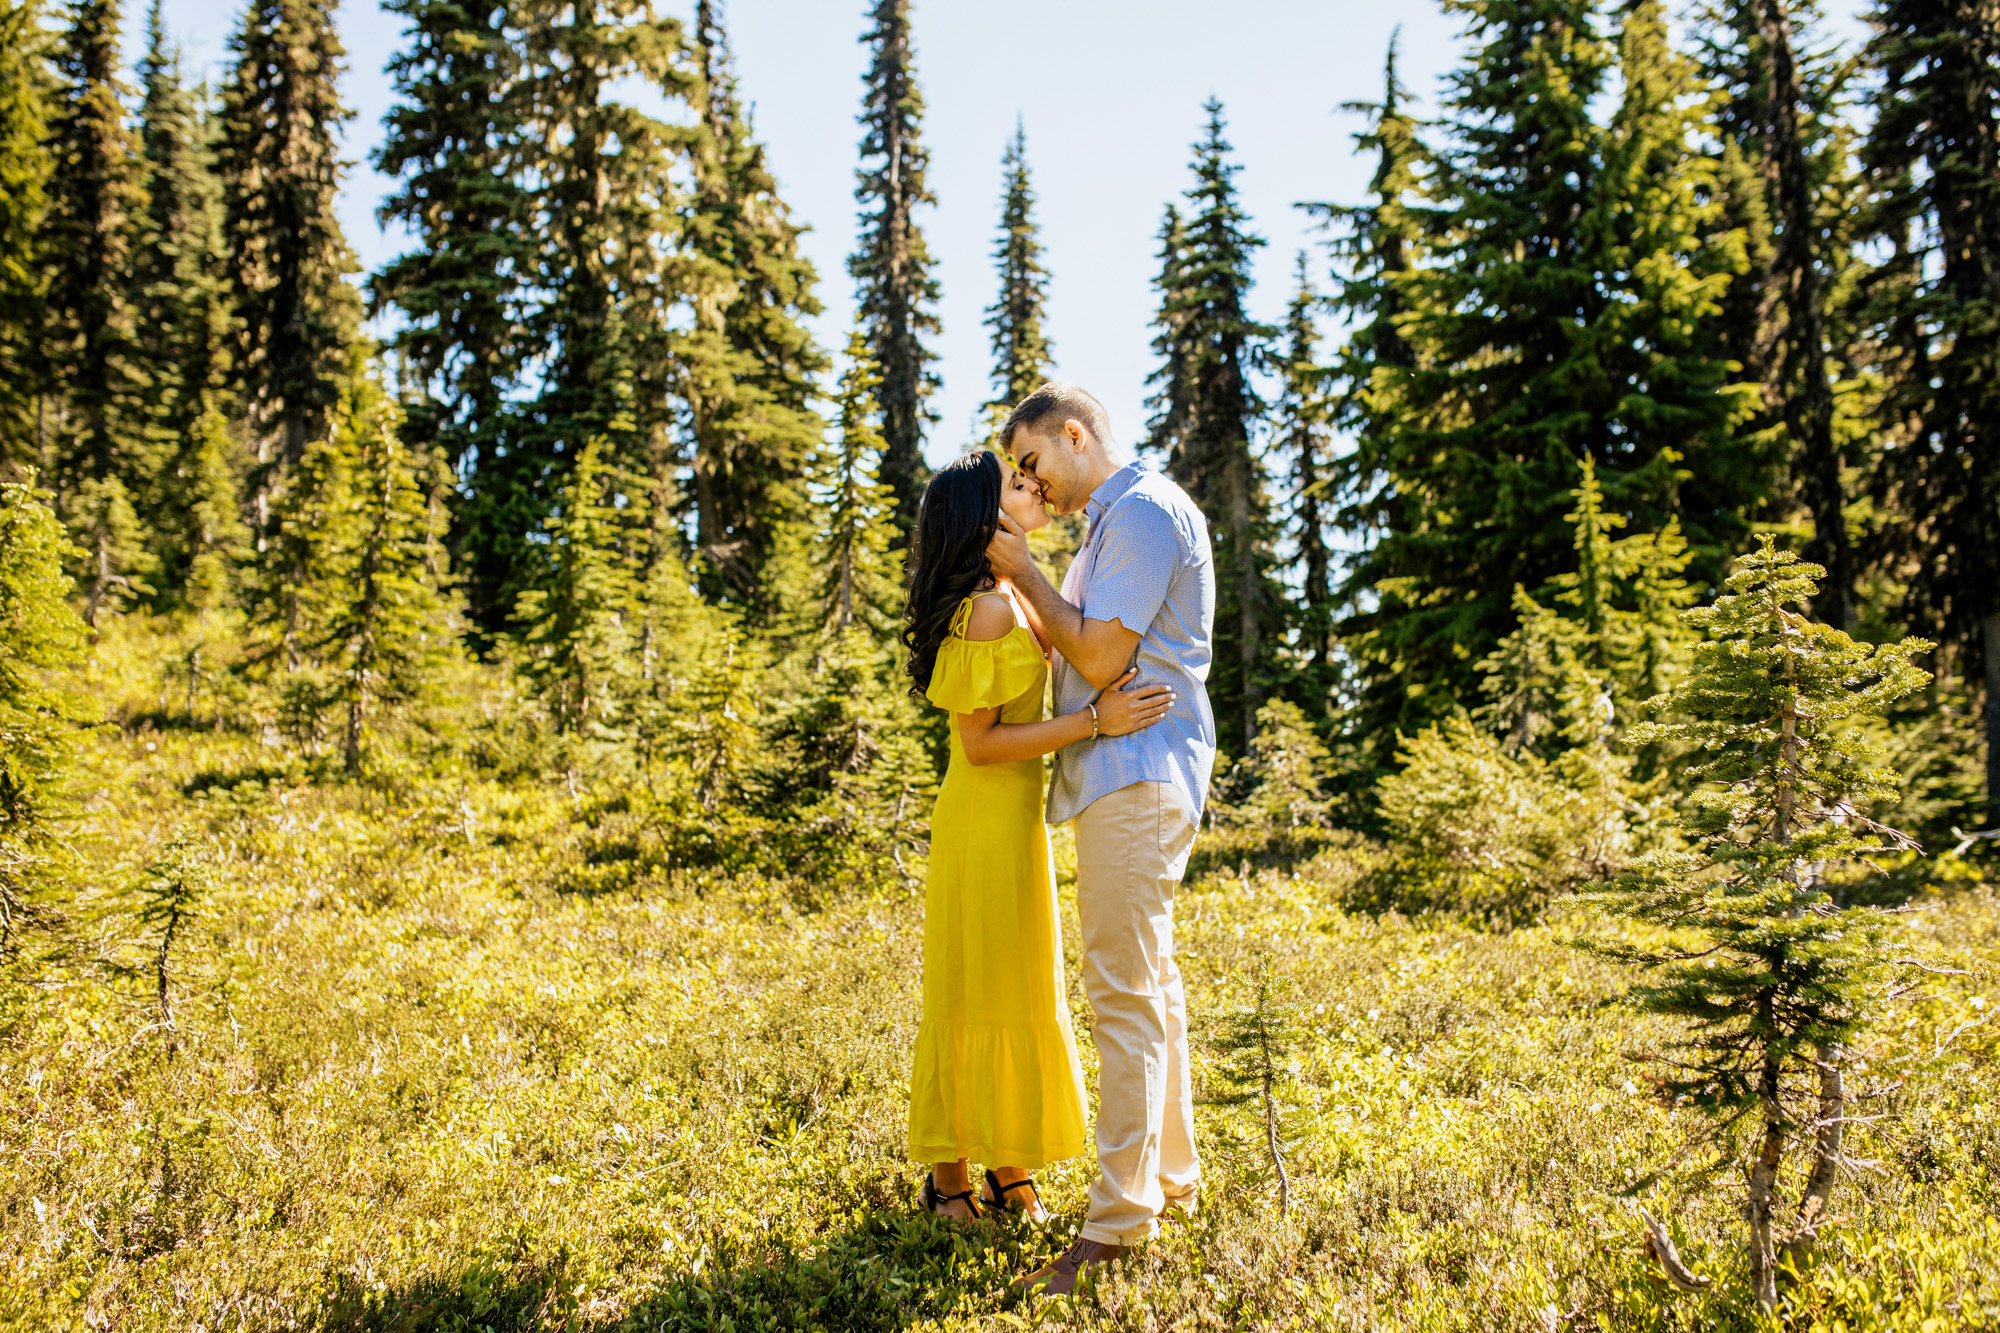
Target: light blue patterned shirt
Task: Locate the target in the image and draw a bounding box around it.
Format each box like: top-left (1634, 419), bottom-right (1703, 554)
top-left (1046, 458), bottom-right (1216, 825)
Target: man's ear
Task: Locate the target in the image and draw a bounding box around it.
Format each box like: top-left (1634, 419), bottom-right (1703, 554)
top-left (1066, 419), bottom-right (1087, 452)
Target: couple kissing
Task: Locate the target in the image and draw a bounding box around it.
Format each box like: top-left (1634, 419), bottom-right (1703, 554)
top-left (900, 381), bottom-right (1217, 1296)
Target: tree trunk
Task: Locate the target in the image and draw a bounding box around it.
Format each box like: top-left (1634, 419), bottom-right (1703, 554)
top-left (1984, 611), bottom-right (2000, 830)
top-left (1782, 1041), bottom-right (1844, 1279)
top-left (1230, 450), bottom-right (1261, 750)
top-left (1747, 992), bottom-right (1786, 1314)
top-left (1759, 0), bottom-right (1851, 629)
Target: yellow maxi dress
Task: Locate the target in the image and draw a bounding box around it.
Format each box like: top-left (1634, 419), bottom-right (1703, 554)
top-left (908, 592), bottom-right (1089, 1169)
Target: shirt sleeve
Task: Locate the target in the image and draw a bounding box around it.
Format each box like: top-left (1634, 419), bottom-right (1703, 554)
top-left (1081, 497), bottom-right (1182, 636)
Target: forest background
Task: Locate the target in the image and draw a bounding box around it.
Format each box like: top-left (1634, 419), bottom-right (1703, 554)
top-left (1, 0), bottom-right (1997, 1328)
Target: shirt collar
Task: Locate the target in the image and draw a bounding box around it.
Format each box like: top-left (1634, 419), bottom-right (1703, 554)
top-left (1084, 458), bottom-right (1150, 521)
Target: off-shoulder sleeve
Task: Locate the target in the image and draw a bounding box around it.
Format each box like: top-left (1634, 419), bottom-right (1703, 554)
top-left (926, 632), bottom-right (1043, 713)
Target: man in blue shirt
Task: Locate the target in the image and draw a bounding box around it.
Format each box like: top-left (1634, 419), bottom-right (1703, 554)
top-left (986, 382), bottom-right (1216, 1295)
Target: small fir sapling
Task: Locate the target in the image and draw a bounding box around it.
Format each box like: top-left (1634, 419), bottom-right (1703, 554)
top-left (133, 829), bottom-right (212, 1046)
top-left (1211, 965), bottom-right (1299, 1218)
top-left (1582, 538), bottom-right (1932, 1311)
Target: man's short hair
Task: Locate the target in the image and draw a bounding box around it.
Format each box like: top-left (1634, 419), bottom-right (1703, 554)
top-left (1000, 381), bottom-right (1115, 457)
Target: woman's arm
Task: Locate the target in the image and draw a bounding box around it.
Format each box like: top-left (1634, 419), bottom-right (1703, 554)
top-left (951, 595), bottom-right (1172, 765)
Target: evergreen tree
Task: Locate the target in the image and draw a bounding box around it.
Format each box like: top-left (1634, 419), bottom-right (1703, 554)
top-left (134, 1), bottom-right (239, 607)
top-left (982, 119), bottom-right (1052, 424)
top-left (1476, 454), bottom-right (1698, 755)
top-left (1342, 0), bottom-right (1750, 753)
top-left (1585, 540), bottom-right (1931, 1311)
top-left (1860, 0), bottom-right (2000, 828)
top-left (1309, 30), bottom-right (1423, 483)
top-left (1307, 35), bottom-right (1425, 770)
top-left (0, 475), bottom-right (98, 960)
top-left (480, 0), bottom-right (692, 630)
top-left (39, 0), bottom-right (152, 622)
top-left (319, 378), bottom-right (457, 773)
top-left (217, 0), bottom-right (362, 514)
top-left (175, 405), bottom-right (248, 614)
top-left (1695, 0), bottom-right (1860, 627)
top-left (0, 0), bottom-right (50, 461)
top-left (1146, 100), bottom-right (1278, 752)
top-left (849, 0), bottom-right (939, 533)
top-left (811, 329), bottom-right (904, 645)
top-left (372, 0), bottom-right (533, 484)
top-left (512, 434), bottom-right (644, 740)
top-left (1270, 254), bottom-right (1337, 705)
top-left (679, 0), bottom-right (826, 605)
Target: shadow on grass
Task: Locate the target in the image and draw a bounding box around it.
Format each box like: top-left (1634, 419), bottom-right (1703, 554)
top-left (311, 1209), bottom-right (1059, 1333)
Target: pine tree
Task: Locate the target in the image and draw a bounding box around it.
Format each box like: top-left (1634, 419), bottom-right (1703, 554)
top-left (1146, 100), bottom-right (1278, 752)
top-left (319, 378), bottom-right (457, 773)
top-left (849, 0), bottom-right (939, 533)
top-left (1342, 0), bottom-right (1750, 754)
top-left (217, 0), bottom-right (362, 515)
top-left (0, 0), bottom-right (51, 460)
top-left (1477, 454), bottom-right (1698, 754)
top-left (0, 474), bottom-right (98, 960)
top-left (1585, 539), bottom-right (1931, 1311)
top-left (812, 329), bottom-right (904, 645)
top-left (176, 405), bottom-right (248, 614)
top-left (982, 119), bottom-right (1052, 424)
top-left (1270, 255), bottom-right (1337, 705)
top-left (1307, 35), bottom-right (1425, 771)
top-left (1860, 0), bottom-right (2000, 828)
top-left (1695, 0), bottom-right (1860, 627)
top-left (40, 0), bottom-right (152, 622)
top-left (372, 0), bottom-right (533, 482)
top-left (512, 434), bottom-right (643, 739)
top-left (134, 1), bottom-right (239, 608)
top-left (679, 0), bottom-right (826, 605)
top-left (479, 0), bottom-right (693, 630)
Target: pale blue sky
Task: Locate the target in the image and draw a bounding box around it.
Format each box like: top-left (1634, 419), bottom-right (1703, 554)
top-left (127, 0), bottom-right (1871, 466)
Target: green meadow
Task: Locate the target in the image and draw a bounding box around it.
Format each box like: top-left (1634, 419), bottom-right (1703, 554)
top-left (4, 621), bottom-right (1995, 1333)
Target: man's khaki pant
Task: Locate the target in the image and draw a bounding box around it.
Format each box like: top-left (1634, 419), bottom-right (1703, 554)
top-left (1072, 780), bottom-right (1199, 1245)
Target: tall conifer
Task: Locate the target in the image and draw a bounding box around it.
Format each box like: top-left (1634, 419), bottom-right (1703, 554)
top-left (849, 0), bottom-right (939, 533)
top-left (488, 0), bottom-right (692, 627)
top-left (217, 0), bottom-right (362, 507)
top-left (40, 0), bottom-right (152, 621)
top-left (813, 329), bottom-right (904, 645)
top-left (1342, 0), bottom-right (1748, 750)
top-left (1146, 100), bottom-right (1277, 752)
top-left (0, 0), bottom-right (50, 460)
top-left (1860, 0), bottom-right (2000, 826)
top-left (680, 0), bottom-right (826, 605)
top-left (135, 1), bottom-right (239, 607)
top-left (1271, 255), bottom-right (1337, 707)
top-left (372, 0), bottom-right (532, 481)
top-left (1696, 1), bottom-right (1859, 626)
top-left (982, 120), bottom-right (1052, 422)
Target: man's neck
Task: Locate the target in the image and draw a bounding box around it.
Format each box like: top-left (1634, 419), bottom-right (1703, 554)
top-left (1078, 452), bottom-right (1122, 502)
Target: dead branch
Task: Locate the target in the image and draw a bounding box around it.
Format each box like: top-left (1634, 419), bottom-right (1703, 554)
top-left (1638, 1209), bottom-right (1711, 1292)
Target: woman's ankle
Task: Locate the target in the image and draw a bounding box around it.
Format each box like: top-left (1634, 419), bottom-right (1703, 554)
top-left (932, 1160), bottom-right (971, 1193)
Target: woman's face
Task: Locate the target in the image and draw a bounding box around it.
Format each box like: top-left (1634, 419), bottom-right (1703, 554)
top-left (998, 458), bottom-right (1051, 534)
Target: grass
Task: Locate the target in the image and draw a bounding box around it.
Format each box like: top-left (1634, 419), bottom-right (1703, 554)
top-left (2, 630), bottom-right (1998, 1331)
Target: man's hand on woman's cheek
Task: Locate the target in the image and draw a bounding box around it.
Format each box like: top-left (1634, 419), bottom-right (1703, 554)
top-left (987, 513), bottom-right (1035, 582)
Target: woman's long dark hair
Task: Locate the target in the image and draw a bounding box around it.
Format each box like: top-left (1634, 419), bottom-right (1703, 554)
top-left (903, 451), bottom-right (1003, 694)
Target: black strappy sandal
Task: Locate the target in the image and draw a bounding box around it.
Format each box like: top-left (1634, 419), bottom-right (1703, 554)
top-left (922, 1172), bottom-right (981, 1219)
top-left (982, 1169), bottom-right (1041, 1217)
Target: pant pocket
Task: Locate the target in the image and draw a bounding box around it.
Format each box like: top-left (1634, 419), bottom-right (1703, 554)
top-left (1157, 784), bottom-right (1197, 883)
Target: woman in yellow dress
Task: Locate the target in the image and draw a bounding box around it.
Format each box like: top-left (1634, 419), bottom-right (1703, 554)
top-left (901, 451), bottom-right (1174, 1222)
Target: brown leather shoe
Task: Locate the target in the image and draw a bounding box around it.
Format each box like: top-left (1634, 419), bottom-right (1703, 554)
top-left (1014, 1238), bottom-right (1127, 1297)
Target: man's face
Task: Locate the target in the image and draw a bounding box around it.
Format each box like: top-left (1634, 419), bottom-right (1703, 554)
top-left (1009, 422), bottom-right (1087, 516)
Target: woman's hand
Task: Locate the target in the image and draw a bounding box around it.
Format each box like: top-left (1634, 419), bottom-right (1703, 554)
top-left (1091, 669), bottom-right (1174, 737)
